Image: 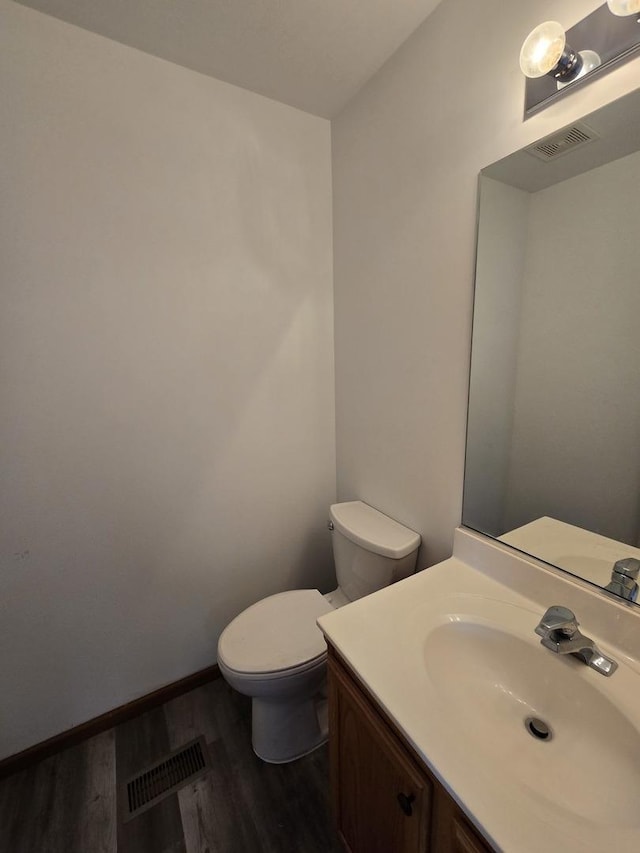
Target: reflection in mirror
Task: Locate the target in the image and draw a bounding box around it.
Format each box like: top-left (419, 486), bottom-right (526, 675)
top-left (463, 87), bottom-right (640, 605)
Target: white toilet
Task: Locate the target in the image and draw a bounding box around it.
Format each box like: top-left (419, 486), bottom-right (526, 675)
top-left (217, 500), bottom-right (421, 763)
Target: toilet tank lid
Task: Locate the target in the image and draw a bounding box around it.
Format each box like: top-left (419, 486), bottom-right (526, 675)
top-left (330, 501), bottom-right (421, 559)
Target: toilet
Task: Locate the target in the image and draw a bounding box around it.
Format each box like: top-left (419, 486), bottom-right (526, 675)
top-left (217, 500), bottom-right (421, 763)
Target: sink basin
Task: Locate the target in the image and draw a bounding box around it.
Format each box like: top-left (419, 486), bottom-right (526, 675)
top-left (423, 599), bottom-right (640, 827)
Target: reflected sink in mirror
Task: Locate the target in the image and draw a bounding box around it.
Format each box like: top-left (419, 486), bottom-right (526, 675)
top-left (422, 597), bottom-right (640, 828)
top-left (555, 555), bottom-right (612, 581)
top-left (499, 517), bottom-right (640, 592)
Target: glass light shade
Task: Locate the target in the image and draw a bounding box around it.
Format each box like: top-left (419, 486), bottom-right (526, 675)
top-left (606, 0), bottom-right (640, 15)
top-left (519, 21), bottom-right (566, 78)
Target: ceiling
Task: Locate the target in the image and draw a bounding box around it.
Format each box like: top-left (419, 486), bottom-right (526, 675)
top-left (15, 0), bottom-right (444, 118)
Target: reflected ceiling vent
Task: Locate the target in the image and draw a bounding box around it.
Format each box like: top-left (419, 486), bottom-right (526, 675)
top-left (525, 122), bottom-right (599, 162)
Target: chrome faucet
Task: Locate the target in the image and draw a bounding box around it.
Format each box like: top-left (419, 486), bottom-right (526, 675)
top-left (605, 558), bottom-right (640, 603)
top-left (534, 606), bottom-right (617, 677)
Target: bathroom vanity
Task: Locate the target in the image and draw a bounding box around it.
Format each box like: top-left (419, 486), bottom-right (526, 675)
top-left (328, 645), bottom-right (492, 852)
top-left (317, 527), bottom-right (640, 853)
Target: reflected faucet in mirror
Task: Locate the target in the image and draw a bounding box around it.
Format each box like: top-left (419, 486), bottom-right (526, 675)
top-left (605, 558), bottom-right (640, 602)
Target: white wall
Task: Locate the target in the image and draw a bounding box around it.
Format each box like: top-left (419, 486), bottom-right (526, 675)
top-left (0, 1), bottom-right (335, 759)
top-left (332, 0), bottom-right (640, 567)
top-left (504, 149), bottom-right (640, 543)
top-left (463, 178), bottom-right (529, 535)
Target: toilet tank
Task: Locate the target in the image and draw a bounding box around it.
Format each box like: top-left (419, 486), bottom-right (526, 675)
top-left (329, 501), bottom-right (421, 603)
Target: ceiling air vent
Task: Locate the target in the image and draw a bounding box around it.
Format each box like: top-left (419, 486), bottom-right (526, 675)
top-left (526, 123), bottom-right (599, 162)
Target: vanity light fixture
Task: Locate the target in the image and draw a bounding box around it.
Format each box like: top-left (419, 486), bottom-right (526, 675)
top-left (521, 3), bottom-right (640, 117)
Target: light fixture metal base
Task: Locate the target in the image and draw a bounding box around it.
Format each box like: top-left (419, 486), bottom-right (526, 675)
top-left (524, 3), bottom-right (640, 118)
top-left (550, 44), bottom-right (584, 82)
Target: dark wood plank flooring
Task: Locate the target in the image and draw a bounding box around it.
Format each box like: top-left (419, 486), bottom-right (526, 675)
top-left (0, 680), bottom-right (342, 853)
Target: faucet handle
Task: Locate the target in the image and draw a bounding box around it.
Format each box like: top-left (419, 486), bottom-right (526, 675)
top-left (613, 558), bottom-right (640, 580)
top-left (535, 605), bottom-right (579, 639)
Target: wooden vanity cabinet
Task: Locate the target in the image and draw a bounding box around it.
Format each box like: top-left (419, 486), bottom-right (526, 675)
top-left (328, 648), bottom-right (494, 853)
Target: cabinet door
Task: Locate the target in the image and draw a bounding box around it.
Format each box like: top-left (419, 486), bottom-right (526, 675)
top-left (432, 785), bottom-right (494, 853)
top-left (449, 818), bottom-right (493, 853)
top-left (329, 656), bottom-right (432, 853)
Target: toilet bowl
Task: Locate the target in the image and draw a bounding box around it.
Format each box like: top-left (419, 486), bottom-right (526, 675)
top-left (218, 589), bottom-right (334, 763)
top-left (217, 501), bottom-right (421, 763)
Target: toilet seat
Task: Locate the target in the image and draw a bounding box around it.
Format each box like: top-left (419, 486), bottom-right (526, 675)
top-left (218, 589), bottom-right (334, 677)
top-left (220, 650), bottom-right (327, 683)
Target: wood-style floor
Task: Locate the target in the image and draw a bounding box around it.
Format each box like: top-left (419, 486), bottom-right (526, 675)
top-left (0, 679), bottom-right (342, 853)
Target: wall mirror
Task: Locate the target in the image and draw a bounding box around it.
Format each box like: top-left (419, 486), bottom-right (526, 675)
top-left (463, 86), bottom-right (640, 605)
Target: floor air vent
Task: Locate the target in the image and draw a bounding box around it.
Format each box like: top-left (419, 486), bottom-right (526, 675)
top-left (123, 736), bottom-right (211, 821)
top-left (526, 122), bottom-right (599, 162)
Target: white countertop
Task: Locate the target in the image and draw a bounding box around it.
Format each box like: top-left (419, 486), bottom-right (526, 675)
top-left (317, 527), bottom-right (640, 853)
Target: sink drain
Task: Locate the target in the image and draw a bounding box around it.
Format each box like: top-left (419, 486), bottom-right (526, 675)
top-left (525, 717), bottom-right (552, 741)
